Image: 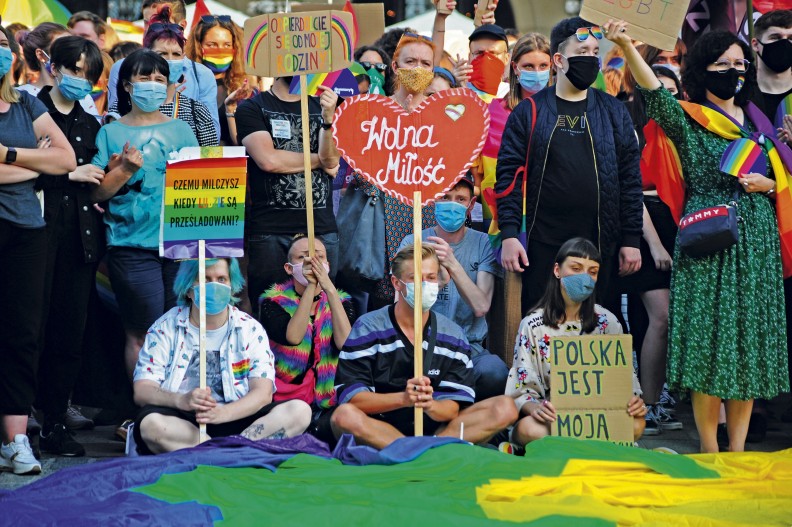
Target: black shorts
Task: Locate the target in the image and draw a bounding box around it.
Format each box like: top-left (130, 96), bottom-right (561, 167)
top-left (133, 400), bottom-right (285, 455)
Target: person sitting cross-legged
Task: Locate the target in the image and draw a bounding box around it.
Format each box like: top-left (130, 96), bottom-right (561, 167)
top-left (132, 257), bottom-right (311, 454)
top-left (325, 245), bottom-right (518, 449)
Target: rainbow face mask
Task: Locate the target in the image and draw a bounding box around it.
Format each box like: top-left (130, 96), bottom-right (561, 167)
top-left (202, 48), bottom-right (233, 74)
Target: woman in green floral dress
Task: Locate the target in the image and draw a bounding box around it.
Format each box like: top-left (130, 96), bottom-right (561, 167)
top-left (609, 23), bottom-right (790, 453)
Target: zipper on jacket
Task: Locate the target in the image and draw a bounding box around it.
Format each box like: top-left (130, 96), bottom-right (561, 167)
top-left (526, 121), bottom-right (558, 242)
top-left (584, 111), bottom-right (602, 253)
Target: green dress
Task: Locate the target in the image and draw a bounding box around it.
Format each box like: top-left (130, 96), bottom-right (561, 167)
top-left (642, 86), bottom-right (790, 400)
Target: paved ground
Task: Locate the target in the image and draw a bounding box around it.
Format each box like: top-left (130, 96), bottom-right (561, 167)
top-left (2, 394), bottom-right (791, 493)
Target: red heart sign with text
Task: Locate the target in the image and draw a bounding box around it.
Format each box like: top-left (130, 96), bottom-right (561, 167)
top-left (332, 89), bottom-right (490, 206)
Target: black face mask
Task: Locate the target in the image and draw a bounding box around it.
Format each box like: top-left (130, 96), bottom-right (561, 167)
top-left (759, 39), bottom-right (792, 73)
top-left (563, 56), bottom-right (601, 91)
top-left (705, 69), bottom-right (743, 100)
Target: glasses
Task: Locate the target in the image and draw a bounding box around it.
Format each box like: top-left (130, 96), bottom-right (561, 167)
top-left (358, 61), bottom-right (387, 72)
top-left (201, 15), bottom-right (232, 24)
top-left (575, 26), bottom-right (604, 41)
top-left (711, 59), bottom-right (750, 73)
top-left (147, 22), bottom-right (183, 34)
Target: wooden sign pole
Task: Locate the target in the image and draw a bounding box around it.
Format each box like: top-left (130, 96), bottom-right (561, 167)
top-left (198, 240), bottom-right (208, 443)
top-left (300, 74), bottom-right (316, 258)
top-left (413, 190), bottom-right (423, 436)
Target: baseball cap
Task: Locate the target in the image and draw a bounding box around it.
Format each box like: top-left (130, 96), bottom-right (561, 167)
top-left (468, 24), bottom-right (508, 44)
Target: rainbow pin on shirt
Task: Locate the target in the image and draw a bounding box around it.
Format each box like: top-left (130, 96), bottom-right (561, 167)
top-left (719, 137), bottom-right (767, 177)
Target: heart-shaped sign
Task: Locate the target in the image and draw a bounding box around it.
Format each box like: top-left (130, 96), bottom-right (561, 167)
top-left (719, 137), bottom-right (767, 177)
top-left (332, 88), bottom-right (490, 205)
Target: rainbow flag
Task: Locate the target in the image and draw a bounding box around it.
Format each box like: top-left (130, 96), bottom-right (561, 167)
top-left (161, 147), bottom-right (247, 260)
top-left (776, 93), bottom-right (792, 130)
top-left (288, 68), bottom-right (360, 98)
top-left (719, 137), bottom-right (767, 177)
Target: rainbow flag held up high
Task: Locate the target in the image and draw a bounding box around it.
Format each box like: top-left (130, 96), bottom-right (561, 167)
top-left (289, 69), bottom-right (360, 98)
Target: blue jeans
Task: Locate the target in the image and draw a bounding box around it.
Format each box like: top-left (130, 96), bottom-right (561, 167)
top-left (247, 232), bottom-right (339, 309)
top-left (470, 344), bottom-right (509, 402)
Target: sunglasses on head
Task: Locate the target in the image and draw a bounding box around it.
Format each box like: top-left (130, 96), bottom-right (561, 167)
top-left (575, 26), bottom-right (604, 41)
top-left (201, 15), bottom-right (232, 24)
top-left (358, 61), bottom-right (387, 72)
top-left (147, 22), bottom-right (183, 34)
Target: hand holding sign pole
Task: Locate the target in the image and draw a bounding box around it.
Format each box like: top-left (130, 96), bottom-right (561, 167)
top-left (244, 10), bottom-right (355, 257)
top-left (334, 89), bottom-right (490, 435)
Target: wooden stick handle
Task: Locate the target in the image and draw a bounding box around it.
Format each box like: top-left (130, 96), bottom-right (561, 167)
top-left (413, 191), bottom-right (423, 437)
top-left (300, 75), bottom-right (315, 258)
top-left (198, 240), bottom-right (208, 443)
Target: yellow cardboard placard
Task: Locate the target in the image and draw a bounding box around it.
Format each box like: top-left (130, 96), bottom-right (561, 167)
top-left (550, 335), bottom-right (634, 445)
top-left (580, 0), bottom-right (692, 51)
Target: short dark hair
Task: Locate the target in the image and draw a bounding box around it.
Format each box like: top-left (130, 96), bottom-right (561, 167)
top-left (109, 41), bottom-right (142, 61)
top-left (116, 48), bottom-right (169, 115)
top-left (49, 35), bottom-right (104, 84)
top-left (286, 233), bottom-right (326, 261)
top-left (67, 11), bottom-right (107, 37)
top-left (682, 30), bottom-right (756, 106)
top-left (550, 16), bottom-right (592, 55)
top-left (755, 9), bottom-right (792, 40)
top-left (532, 238), bottom-right (602, 334)
top-left (19, 22), bottom-right (68, 72)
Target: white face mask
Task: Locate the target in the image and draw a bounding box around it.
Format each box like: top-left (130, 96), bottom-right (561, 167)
top-left (399, 280), bottom-right (439, 312)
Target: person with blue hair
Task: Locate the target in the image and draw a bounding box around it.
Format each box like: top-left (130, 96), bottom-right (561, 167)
top-left (131, 257), bottom-right (311, 454)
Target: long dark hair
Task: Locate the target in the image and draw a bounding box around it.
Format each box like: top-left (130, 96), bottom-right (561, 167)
top-left (116, 48), bottom-right (169, 116)
top-left (682, 30), bottom-right (756, 106)
top-left (532, 238), bottom-right (601, 334)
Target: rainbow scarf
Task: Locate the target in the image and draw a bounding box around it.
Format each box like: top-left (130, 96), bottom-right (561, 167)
top-left (646, 100), bottom-right (792, 277)
top-left (263, 281), bottom-right (349, 409)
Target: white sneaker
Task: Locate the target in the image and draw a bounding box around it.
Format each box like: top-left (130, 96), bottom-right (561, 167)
top-left (0, 434), bottom-right (42, 475)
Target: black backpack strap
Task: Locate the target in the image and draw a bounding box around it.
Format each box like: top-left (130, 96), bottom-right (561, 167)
top-left (423, 311), bottom-right (437, 376)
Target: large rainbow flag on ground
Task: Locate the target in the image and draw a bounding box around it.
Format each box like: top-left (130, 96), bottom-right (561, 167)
top-left (2, 435), bottom-right (790, 525)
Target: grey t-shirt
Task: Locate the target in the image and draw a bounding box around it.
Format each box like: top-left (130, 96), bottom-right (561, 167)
top-left (0, 90), bottom-right (48, 229)
top-left (400, 227), bottom-right (501, 353)
top-left (180, 323), bottom-right (229, 404)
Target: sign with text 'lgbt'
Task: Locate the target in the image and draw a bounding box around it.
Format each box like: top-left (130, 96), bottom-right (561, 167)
top-left (161, 147), bottom-right (247, 260)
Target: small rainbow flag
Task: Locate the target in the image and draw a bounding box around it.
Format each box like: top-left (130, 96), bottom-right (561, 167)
top-left (719, 137), bottom-right (767, 177)
top-left (289, 69), bottom-right (359, 98)
top-left (776, 93), bottom-right (792, 130)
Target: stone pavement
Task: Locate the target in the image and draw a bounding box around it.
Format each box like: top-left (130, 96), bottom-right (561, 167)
top-left (2, 395), bottom-right (791, 493)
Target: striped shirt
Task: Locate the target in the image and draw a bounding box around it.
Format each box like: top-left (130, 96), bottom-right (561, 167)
top-left (335, 305), bottom-right (475, 410)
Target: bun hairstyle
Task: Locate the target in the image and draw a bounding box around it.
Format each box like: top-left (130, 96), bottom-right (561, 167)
top-left (143, 6), bottom-right (186, 50)
top-left (19, 22), bottom-right (68, 72)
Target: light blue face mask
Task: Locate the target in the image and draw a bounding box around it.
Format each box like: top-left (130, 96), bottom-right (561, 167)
top-left (130, 81), bottom-right (167, 112)
top-left (166, 59), bottom-right (184, 85)
top-left (0, 47), bottom-right (12, 78)
top-left (518, 69), bottom-right (550, 94)
top-left (560, 272), bottom-right (596, 303)
top-left (435, 200), bottom-right (468, 233)
top-left (192, 282), bottom-right (232, 315)
top-left (57, 71), bottom-right (93, 101)
top-left (399, 280), bottom-right (439, 312)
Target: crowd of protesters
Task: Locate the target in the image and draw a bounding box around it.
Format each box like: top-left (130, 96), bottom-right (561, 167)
top-left (0, 0), bottom-right (790, 476)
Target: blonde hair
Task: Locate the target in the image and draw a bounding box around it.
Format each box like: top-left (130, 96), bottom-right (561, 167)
top-left (507, 33), bottom-right (550, 111)
top-left (0, 26), bottom-right (19, 103)
top-left (391, 245), bottom-right (439, 279)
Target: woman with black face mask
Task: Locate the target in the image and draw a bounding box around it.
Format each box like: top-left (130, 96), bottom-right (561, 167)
top-left (609, 21), bottom-right (792, 454)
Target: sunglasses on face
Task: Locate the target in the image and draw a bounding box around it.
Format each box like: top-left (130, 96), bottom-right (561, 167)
top-left (358, 61), bottom-right (387, 72)
top-left (201, 15), bottom-right (232, 24)
top-left (575, 26), bottom-right (604, 41)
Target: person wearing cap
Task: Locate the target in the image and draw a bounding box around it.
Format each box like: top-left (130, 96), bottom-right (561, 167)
top-left (398, 175), bottom-right (507, 401)
top-left (496, 16), bottom-right (643, 318)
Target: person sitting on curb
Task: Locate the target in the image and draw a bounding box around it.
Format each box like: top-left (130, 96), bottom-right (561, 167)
top-left (132, 257), bottom-right (311, 454)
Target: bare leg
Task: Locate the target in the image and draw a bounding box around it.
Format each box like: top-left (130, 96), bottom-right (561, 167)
top-left (240, 400), bottom-right (312, 440)
top-left (691, 391), bottom-right (721, 453)
top-left (438, 396), bottom-right (518, 444)
top-left (639, 289), bottom-right (669, 404)
top-left (330, 404), bottom-right (405, 449)
top-left (124, 330), bottom-right (146, 381)
top-left (725, 399), bottom-right (754, 452)
top-left (1, 415), bottom-right (27, 443)
top-left (139, 413), bottom-right (201, 454)
top-left (511, 415), bottom-right (550, 447)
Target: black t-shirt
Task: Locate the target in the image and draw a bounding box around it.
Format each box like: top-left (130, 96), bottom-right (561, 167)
top-left (235, 90), bottom-right (336, 235)
top-left (752, 87), bottom-right (792, 123)
top-left (531, 96), bottom-right (598, 246)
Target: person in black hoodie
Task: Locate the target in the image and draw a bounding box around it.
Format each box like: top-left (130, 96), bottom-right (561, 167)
top-left (496, 17), bottom-right (643, 317)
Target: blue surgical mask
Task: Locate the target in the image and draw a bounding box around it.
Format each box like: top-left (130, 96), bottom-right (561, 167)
top-left (399, 280), bottom-right (439, 312)
top-left (435, 200), bottom-right (468, 233)
top-left (192, 282), bottom-right (232, 315)
top-left (167, 59), bottom-right (184, 84)
top-left (0, 47), bottom-right (12, 78)
top-left (560, 273), bottom-right (596, 303)
top-left (57, 71), bottom-right (93, 101)
top-left (518, 69), bottom-right (550, 94)
top-left (130, 81), bottom-right (167, 112)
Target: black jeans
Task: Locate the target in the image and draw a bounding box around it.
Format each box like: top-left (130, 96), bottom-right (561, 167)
top-left (0, 221), bottom-right (46, 415)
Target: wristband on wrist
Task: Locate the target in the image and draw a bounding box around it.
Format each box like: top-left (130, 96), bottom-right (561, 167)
top-left (321, 121), bottom-right (333, 130)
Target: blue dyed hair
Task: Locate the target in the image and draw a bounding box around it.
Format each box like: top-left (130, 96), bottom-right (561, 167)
top-left (173, 257), bottom-right (245, 306)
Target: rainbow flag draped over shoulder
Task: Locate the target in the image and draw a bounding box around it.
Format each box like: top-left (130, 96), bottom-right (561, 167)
top-left (646, 100), bottom-right (792, 277)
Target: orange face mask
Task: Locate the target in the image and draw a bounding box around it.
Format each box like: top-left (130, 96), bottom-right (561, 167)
top-left (469, 51), bottom-right (505, 95)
